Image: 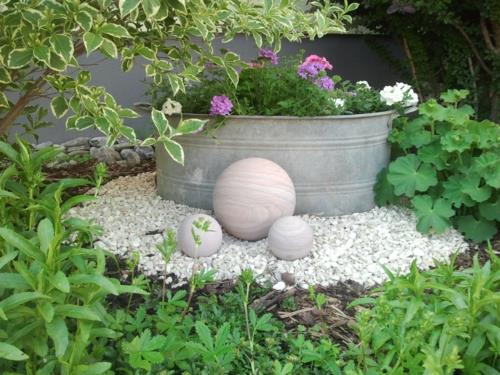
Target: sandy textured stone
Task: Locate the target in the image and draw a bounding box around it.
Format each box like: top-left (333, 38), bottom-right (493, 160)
top-left (268, 216), bottom-right (313, 260)
top-left (213, 158), bottom-right (296, 241)
top-left (177, 214), bottom-right (222, 257)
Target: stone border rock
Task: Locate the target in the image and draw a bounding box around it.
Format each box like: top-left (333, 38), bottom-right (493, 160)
top-left (34, 136), bottom-right (154, 169)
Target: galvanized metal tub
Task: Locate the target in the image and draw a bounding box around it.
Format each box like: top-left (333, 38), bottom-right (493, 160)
top-left (156, 111), bottom-right (397, 216)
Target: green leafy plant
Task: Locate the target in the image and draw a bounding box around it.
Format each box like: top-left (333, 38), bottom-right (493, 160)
top-left (92, 162), bottom-right (107, 197)
top-left (186, 321), bottom-right (235, 374)
top-left (122, 329), bottom-right (167, 373)
top-left (375, 90), bottom-right (500, 242)
top-left (0, 140), bottom-right (146, 373)
top-left (152, 52), bottom-right (414, 117)
top-left (155, 229), bottom-right (176, 302)
top-left (0, 0), bottom-right (356, 164)
top-left (94, 260), bottom-right (350, 374)
top-left (142, 109), bottom-right (207, 164)
top-left (183, 268), bottom-right (216, 317)
top-left (345, 248), bottom-right (500, 374)
top-left (273, 361), bottom-right (294, 375)
top-left (237, 269), bottom-right (278, 374)
top-left (16, 106), bottom-right (53, 144)
top-left (308, 285), bottom-right (328, 310)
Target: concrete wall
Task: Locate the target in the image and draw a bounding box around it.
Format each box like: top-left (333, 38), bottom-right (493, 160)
top-left (12, 34), bottom-right (404, 143)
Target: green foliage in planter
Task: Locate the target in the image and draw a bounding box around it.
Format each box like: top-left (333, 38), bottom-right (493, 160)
top-left (0, 140), bottom-right (146, 373)
top-left (375, 90), bottom-right (500, 242)
top-left (151, 53), bottom-right (396, 116)
top-left (344, 251), bottom-right (500, 374)
top-left (0, 0), bottom-right (356, 164)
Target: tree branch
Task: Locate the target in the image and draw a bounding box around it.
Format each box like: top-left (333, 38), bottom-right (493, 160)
top-left (0, 71), bottom-right (50, 136)
top-left (480, 17), bottom-right (499, 54)
top-left (454, 23), bottom-right (492, 76)
top-left (0, 41), bottom-right (88, 136)
top-left (402, 36), bottom-right (424, 102)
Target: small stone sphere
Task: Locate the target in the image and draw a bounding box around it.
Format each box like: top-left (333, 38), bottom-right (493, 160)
top-left (177, 214), bottom-right (222, 257)
top-left (213, 158), bottom-right (296, 241)
top-left (268, 216), bottom-right (313, 260)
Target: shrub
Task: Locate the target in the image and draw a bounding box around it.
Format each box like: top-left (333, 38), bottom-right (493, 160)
top-left (0, 140), bottom-right (146, 373)
top-left (345, 250), bottom-right (500, 374)
top-left (0, 0), bottom-right (357, 164)
top-left (375, 89), bottom-right (500, 242)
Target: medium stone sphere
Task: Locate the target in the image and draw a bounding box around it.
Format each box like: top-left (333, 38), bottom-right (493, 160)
top-left (268, 216), bottom-right (313, 260)
top-left (213, 158), bottom-right (296, 241)
top-left (177, 214), bottom-right (222, 257)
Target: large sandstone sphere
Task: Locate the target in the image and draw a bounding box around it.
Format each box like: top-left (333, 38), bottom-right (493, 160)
top-left (268, 216), bottom-right (313, 260)
top-left (178, 214), bottom-right (222, 257)
top-left (213, 158), bottom-right (296, 240)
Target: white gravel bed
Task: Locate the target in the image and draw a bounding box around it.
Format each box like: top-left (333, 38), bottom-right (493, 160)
top-left (70, 172), bottom-right (469, 288)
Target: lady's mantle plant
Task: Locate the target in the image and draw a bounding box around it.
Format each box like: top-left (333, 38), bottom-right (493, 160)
top-left (0, 0), bottom-right (357, 164)
top-left (375, 89), bottom-right (500, 242)
top-left (153, 50), bottom-right (418, 117)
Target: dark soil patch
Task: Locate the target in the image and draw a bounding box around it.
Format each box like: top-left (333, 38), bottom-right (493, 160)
top-left (457, 233), bottom-right (499, 269)
top-left (43, 159), bottom-right (156, 196)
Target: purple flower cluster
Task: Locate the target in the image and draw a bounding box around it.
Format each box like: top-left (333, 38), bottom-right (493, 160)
top-left (258, 48), bottom-right (279, 65)
top-left (210, 95), bottom-right (233, 116)
top-left (314, 76), bottom-right (334, 91)
top-left (297, 54), bottom-right (334, 91)
top-left (298, 62), bottom-right (322, 79)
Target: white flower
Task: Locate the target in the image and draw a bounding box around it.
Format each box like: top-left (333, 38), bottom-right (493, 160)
top-left (356, 80), bottom-right (371, 89)
top-left (405, 89), bottom-right (419, 107)
top-left (380, 86), bottom-right (402, 106)
top-left (332, 98), bottom-right (345, 108)
top-left (379, 82), bottom-right (418, 107)
top-left (162, 98), bottom-right (182, 115)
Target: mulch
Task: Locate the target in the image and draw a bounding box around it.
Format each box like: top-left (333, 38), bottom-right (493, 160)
top-left (250, 281), bottom-right (365, 346)
top-left (45, 158), bottom-right (498, 348)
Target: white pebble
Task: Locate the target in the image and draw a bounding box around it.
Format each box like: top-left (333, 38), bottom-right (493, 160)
top-left (70, 172), bottom-right (469, 288)
top-left (272, 281), bottom-right (287, 291)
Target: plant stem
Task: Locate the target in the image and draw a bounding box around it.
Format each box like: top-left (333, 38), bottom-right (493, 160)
top-left (161, 264), bottom-right (167, 303)
top-left (182, 283), bottom-right (196, 317)
top-left (127, 266), bottom-right (136, 312)
top-left (242, 281), bottom-right (257, 374)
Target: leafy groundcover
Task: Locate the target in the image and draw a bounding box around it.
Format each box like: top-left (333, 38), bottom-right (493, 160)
top-left (376, 90), bottom-right (499, 242)
top-left (0, 140), bottom-right (498, 374)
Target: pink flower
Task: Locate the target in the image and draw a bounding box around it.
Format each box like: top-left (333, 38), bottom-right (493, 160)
top-left (304, 55), bottom-right (333, 70)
